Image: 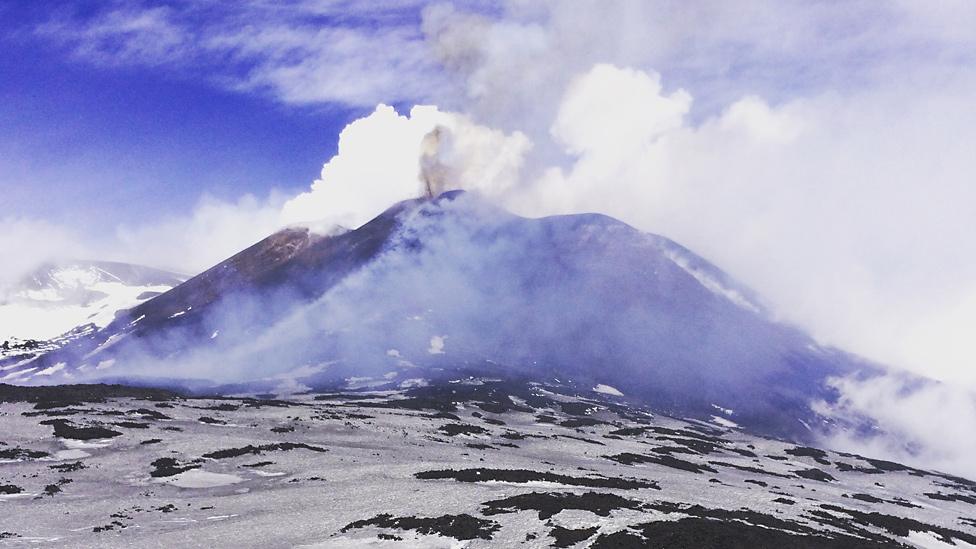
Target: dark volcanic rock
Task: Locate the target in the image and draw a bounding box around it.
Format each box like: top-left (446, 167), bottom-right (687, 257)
top-left (550, 526), bottom-right (599, 547)
top-left (202, 442), bottom-right (327, 459)
top-left (438, 423), bottom-right (489, 437)
top-left (49, 461), bottom-right (86, 472)
top-left (415, 468), bottom-right (657, 490)
top-left (0, 447), bottom-right (50, 460)
top-left (481, 491), bottom-right (644, 520)
top-left (793, 468), bottom-right (837, 483)
top-left (605, 452), bottom-right (717, 474)
top-left (341, 513), bottom-right (499, 541)
top-left (817, 504), bottom-right (976, 544)
top-left (150, 457), bottom-right (201, 478)
top-left (926, 492), bottom-right (976, 505)
top-left (0, 383), bottom-right (179, 408)
top-left (785, 446), bottom-right (832, 465)
top-left (41, 419), bottom-right (122, 440)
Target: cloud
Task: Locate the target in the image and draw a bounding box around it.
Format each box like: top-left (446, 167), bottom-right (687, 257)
top-left (0, 100), bottom-right (526, 284)
top-left (36, 1), bottom-right (446, 107)
top-left (0, 217), bottom-right (84, 291)
top-left (280, 103), bottom-right (529, 230)
top-left (506, 64), bottom-right (976, 389)
top-left (815, 374), bottom-right (976, 479)
top-left (113, 193), bottom-right (287, 275)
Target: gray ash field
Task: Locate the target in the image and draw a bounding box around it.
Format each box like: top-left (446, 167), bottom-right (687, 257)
top-left (1, 379), bottom-right (974, 548)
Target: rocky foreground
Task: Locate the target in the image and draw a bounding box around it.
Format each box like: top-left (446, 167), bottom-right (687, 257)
top-left (1, 380), bottom-right (974, 548)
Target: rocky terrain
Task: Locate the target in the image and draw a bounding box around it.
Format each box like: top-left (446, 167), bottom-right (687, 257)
top-left (1, 378), bottom-right (974, 548)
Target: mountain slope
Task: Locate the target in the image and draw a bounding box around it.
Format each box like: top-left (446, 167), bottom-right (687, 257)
top-left (11, 192), bottom-right (877, 441)
top-left (1, 378), bottom-right (974, 547)
top-left (0, 260), bottom-right (186, 365)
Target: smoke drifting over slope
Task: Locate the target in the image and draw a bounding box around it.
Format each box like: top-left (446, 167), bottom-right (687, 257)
top-left (30, 192), bottom-right (875, 449)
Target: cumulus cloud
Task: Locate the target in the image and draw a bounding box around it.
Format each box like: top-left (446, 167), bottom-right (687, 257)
top-left (508, 65), bottom-right (976, 389)
top-left (280, 103), bottom-right (529, 230)
top-left (0, 102), bottom-right (526, 284)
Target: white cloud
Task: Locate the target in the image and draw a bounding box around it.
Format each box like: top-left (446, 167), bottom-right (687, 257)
top-left (816, 374), bottom-right (976, 479)
top-left (281, 103), bottom-right (529, 230)
top-left (0, 217), bottom-right (85, 291)
top-left (37, 1), bottom-right (444, 107)
top-left (113, 193), bottom-right (286, 275)
top-left (499, 64), bottom-right (976, 391)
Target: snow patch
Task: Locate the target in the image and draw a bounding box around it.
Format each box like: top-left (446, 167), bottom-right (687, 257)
top-left (157, 470), bottom-right (243, 489)
top-left (711, 415), bottom-right (740, 428)
top-left (905, 531), bottom-right (976, 549)
top-left (35, 362), bottom-right (66, 376)
top-left (427, 335), bottom-right (447, 354)
top-left (53, 449), bottom-right (90, 460)
top-left (711, 404), bottom-right (734, 416)
top-left (593, 384), bottom-right (624, 396)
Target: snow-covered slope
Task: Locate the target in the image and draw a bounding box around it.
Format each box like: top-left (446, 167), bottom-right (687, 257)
top-left (0, 377), bottom-right (974, 547)
top-left (0, 261), bottom-right (185, 359)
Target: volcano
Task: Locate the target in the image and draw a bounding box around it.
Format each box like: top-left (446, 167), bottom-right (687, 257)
top-left (4, 193), bottom-right (975, 548)
top-left (7, 191), bottom-right (879, 442)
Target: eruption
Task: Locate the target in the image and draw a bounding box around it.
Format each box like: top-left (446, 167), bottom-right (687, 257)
top-left (420, 126), bottom-right (451, 199)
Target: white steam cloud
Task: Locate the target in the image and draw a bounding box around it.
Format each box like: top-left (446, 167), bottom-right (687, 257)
top-left (279, 104), bottom-right (529, 230)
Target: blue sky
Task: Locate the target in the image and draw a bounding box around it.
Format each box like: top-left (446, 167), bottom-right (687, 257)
top-left (0, 1), bottom-right (369, 230)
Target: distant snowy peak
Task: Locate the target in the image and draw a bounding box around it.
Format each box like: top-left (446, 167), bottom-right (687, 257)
top-left (16, 260), bottom-right (185, 298)
top-left (0, 260), bottom-right (186, 346)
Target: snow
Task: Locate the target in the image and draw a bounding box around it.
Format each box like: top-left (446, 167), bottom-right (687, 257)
top-left (711, 404), bottom-right (735, 416)
top-left (427, 335), bottom-right (447, 354)
top-left (399, 378), bottom-right (428, 388)
top-left (0, 279), bottom-right (174, 341)
top-left (593, 384), bottom-right (624, 396)
top-left (1, 367), bottom-right (36, 382)
top-left (53, 449), bottom-right (91, 460)
top-left (906, 531), bottom-right (976, 549)
top-left (302, 536), bottom-right (464, 549)
top-left (35, 362), bottom-right (66, 376)
top-left (663, 249), bottom-right (761, 314)
top-left (711, 415), bottom-right (740, 428)
top-left (157, 470), bottom-right (243, 489)
top-left (83, 333), bottom-right (128, 360)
